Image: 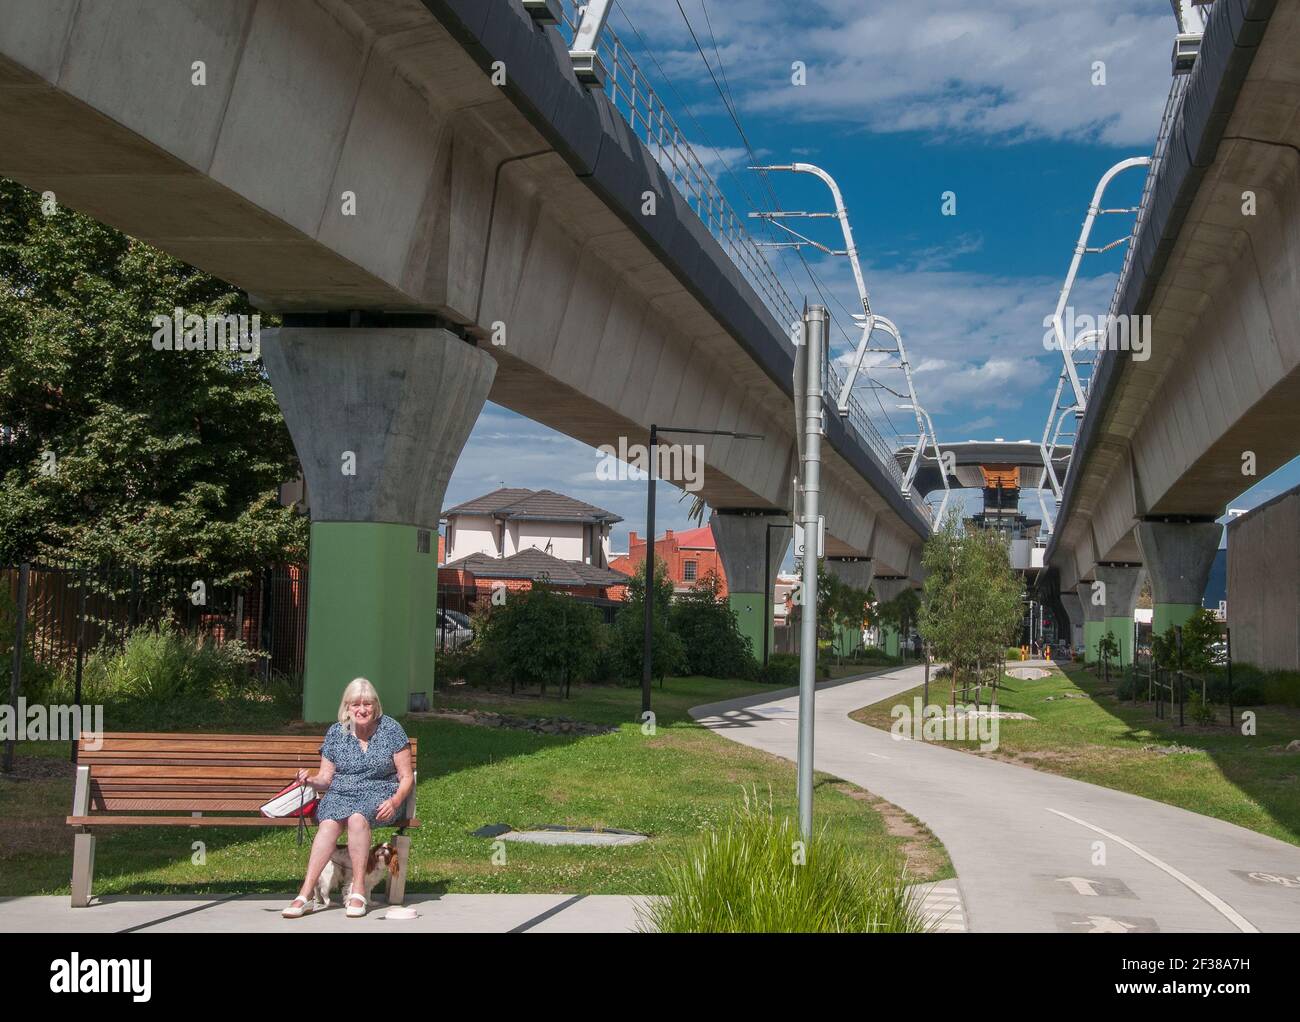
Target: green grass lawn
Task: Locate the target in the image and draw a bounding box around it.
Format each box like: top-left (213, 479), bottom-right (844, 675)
top-left (0, 675), bottom-right (950, 897)
top-left (851, 662), bottom-right (1300, 846)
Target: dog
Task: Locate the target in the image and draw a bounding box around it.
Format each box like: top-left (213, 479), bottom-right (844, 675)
top-left (315, 841), bottom-right (400, 908)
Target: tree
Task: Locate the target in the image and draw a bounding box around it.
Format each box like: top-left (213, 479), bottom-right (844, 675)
top-left (670, 570), bottom-right (756, 679)
top-left (787, 560), bottom-right (863, 666)
top-left (0, 179), bottom-right (306, 581)
top-left (1152, 607), bottom-right (1218, 674)
top-left (919, 510), bottom-right (1023, 702)
top-left (611, 557), bottom-right (683, 684)
top-left (878, 588), bottom-right (921, 660)
top-left (475, 580), bottom-right (603, 692)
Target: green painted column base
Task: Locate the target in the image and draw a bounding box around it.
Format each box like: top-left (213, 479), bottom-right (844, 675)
top-left (728, 591), bottom-right (767, 661)
top-left (1103, 616), bottom-right (1135, 670)
top-left (835, 622), bottom-right (860, 658)
top-left (1084, 620), bottom-right (1104, 664)
top-left (1153, 603), bottom-right (1200, 637)
top-left (302, 521), bottom-right (436, 723)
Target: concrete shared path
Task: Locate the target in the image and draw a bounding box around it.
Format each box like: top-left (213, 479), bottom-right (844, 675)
top-left (0, 884), bottom-right (963, 934)
top-left (692, 664), bottom-right (1300, 933)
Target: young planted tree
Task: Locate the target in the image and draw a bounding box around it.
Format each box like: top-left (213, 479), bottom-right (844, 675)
top-left (877, 588), bottom-right (921, 662)
top-left (919, 510), bottom-right (1023, 704)
top-left (612, 557), bottom-right (684, 685)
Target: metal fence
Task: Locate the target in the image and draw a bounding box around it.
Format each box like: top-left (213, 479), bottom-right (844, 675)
top-left (2, 559), bottom-right (310, 684)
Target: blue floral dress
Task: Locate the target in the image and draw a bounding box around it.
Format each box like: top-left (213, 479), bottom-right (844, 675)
top-left (317, 715), bottom-right (410, 824)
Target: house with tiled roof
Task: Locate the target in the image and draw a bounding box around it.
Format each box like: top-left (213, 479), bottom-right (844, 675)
top-left (442, 487), bottom-right (622, 568)
top-left (439, 548), bottom-right (629, 606)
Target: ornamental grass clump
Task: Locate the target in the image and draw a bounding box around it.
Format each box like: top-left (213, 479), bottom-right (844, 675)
top-left (640, 787), bottom-right (928, 933)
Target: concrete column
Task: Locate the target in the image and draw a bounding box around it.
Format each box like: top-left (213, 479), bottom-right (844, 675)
top-left (1059, 591), bottom-right (1084, 654)
top-left (872, 576), bottom-right (911, 657)
top-left (1135, 521), bottom-right (1221, 636)
top-left (1094, 564), bottom-right (1143, 669)
top-left (827, 557), bottom-right (874, 656)
top-left (263, 327), bottom-right (496, 722)
top-left (709, 511), bottom-right (792, 659)
top-left (1075, 582), bottom-right (1105, 663)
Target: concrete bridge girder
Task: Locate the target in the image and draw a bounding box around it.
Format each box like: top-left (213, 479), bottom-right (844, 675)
top-left (1050, 4), bottom-right (1300, 593)
top-left (0, 0), bottom-right (933, 716)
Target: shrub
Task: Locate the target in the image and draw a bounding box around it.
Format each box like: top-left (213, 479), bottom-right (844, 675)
top-left (72, 622), bottom-right (264, 704)
top-left (639, 788), bottom-right (927, 933)
top-left (670, 572), bottom-right (757, 681)
top-left (474, 582), bottom-right (604, 689)
top-left (1188, 694), bottom-right (1217, 726)
top-left (756, 654), bottom-right (799, 686)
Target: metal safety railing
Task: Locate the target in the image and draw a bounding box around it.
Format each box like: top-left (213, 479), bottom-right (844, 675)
top-left (1088, 72), bottom-right (1190, 405)
top-left (555, 1), bottom-right (797, 324)
top-left (551, 2), bottom-right (923, 509)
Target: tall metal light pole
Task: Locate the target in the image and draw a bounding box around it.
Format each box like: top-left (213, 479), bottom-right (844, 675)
top-left (797, 305), bottom-right (827, 841)
top-left (640, 425), bottom-right (762, 716)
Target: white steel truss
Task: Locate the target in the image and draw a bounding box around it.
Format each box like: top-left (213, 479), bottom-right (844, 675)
top-left (748, 163), bottom-right (948, 518)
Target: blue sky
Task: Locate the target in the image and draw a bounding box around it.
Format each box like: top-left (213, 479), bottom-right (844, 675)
top-left (443, 0), bottom-right (1300, 550)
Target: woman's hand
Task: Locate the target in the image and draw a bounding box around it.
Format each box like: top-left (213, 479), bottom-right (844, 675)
top-left (375, 798), bottom-right (397, 823)
top-left (296, 769), bottom-right (314, 790)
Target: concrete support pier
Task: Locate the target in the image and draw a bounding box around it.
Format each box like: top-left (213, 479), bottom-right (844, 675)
top-left (709, 511), bottom-right (792, 659)
top-left (1075, 582), bottom-right (1105, 663)
top-left (262, 327), bottom-right (496, 722)
top-left (1059, 590), bottom-right (1083, 655)
top-left (1094, 563), bottom-right (1144, 668)
top-left (1135, 520), bottom-right (1222, 636)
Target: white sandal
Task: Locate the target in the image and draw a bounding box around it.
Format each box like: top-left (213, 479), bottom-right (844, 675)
top-left (282, 896), bottom-right (318, 919)
top-left (345, 892), bottom-right (368, 918)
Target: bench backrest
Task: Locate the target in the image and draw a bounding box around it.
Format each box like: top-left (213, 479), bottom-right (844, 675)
top-left (76, 732), bottom-right (418, 815)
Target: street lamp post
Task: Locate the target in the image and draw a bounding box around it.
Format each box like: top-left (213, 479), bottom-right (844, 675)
top-left (640, 425), bottom-right (763, 717)
top-left (796, 305), bottom-right (827, 841)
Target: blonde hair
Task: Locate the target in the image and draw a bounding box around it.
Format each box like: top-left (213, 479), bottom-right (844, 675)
top-left (337, 677), bottom-right (383, 727)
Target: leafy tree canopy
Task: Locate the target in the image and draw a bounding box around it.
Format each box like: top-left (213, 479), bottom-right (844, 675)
top-left (919, 510), bottom-right (1023, 686)
top-left (0, 179), bottom-right (306, 581)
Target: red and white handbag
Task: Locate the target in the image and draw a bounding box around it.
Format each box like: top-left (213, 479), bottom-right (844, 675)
top-left (260, 781), bottom-right (319, 819)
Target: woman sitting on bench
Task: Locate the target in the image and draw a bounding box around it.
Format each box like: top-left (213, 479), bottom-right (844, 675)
top-left (283, 678), bottom-right (414, 918)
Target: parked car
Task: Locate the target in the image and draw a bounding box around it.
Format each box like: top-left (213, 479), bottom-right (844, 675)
top-left (436, 608), bottom-right (474, 650)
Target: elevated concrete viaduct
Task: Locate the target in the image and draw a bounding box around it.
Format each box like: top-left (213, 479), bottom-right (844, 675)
top-left (0, 0), bottom-right (928, 716)
top-left (1044, 0), bottom-right (1300, 662)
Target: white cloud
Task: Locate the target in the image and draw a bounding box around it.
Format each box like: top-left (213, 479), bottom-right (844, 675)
top-left (615, 0), bottom-right (1177, 146)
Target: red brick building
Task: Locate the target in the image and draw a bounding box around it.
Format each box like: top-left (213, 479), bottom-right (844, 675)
top-left (610, 525), bottom-right (728, 596)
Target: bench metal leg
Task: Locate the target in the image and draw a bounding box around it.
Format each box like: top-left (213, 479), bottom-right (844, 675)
top-left (70, 764), bottom-right (96, 907)
top-left (387, 834), bottom-right (411, 906)
top-left (71, 832), bottom-right (96, 907)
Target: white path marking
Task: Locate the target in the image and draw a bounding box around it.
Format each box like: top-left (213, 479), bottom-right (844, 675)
top-left (1046, 808), bottom-right (1258, 933)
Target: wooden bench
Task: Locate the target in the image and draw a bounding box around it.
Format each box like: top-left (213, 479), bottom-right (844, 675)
top-left (66, 732), bottom-right (419, 908)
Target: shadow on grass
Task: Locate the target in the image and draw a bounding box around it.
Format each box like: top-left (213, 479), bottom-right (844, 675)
top-left (1061, 662), bottom-right (1300, 844)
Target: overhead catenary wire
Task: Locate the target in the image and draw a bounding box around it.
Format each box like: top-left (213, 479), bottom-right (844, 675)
top-left (667, 0), bottom-right (913, 451)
